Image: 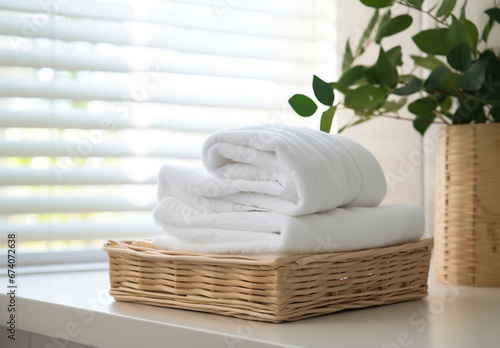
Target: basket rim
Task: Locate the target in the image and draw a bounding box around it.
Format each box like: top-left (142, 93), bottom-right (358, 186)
top-left (103, 238), bottom-right (433, 267)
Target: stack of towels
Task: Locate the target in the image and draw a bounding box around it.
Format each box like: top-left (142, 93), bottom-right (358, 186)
top-left (153, 124), bottom-right (424, 255)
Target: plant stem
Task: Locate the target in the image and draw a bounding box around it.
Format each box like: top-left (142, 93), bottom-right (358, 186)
top-left (453, 86), bottom-right (477, 119)
top-left (352, 37), bottom-right (374, 64)
top-left (433, 110), bottom-right (452, 125)
top-left (339, 104), bottom-right (446, 123)
top-left (373, 112), bottom-right (415, 121)
top-left (394, 0), bottom-right (450, 27)
top-left (426, 94), bottom-right (453, 125)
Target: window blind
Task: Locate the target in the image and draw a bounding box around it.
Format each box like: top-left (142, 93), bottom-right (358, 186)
top-left (0, 0), bottom-right (335, 265)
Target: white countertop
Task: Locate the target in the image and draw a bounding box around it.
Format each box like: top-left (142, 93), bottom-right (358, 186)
top-left (1, 261), bottom-right (499, 348)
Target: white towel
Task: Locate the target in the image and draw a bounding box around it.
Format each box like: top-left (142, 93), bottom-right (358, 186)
top-left (157, 124), bottom-right (387, 216)
top-left (153, 199), bottom-right (425, 255)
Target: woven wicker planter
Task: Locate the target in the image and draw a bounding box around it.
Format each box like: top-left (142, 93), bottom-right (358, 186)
top-left (434, 123), bottom-right (500, 286)
top-left (104, 238), bottom-right (433, 323)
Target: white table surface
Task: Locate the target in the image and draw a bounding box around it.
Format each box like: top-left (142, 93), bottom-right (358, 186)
top-left (0, 262), bottom-right (499, 348)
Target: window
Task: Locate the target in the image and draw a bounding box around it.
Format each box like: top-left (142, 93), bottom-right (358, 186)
top-left (0, 0), bottom-right (335, 265)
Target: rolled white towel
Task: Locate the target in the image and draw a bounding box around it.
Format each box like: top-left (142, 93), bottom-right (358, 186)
top-left (157, 124), bottom-right (387, 216)
top-left (153, 199), bottom-right (425, 255)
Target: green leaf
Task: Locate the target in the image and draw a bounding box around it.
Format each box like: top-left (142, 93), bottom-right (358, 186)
top-left (375, 10), bottom-right (392, 44)
top-left (457, 58), bottom-right (488, 91)
top-left (424, 66), bottom-right (448, 91)
top-left (386, 46), bottom-right (403, 66)
top-left (356, 9), bottom-right (380, 56)
top-left (436, 0), bottom-right (457, 17)
top-left (375, 15), bottom-right (413, 42)
top-left (342, 39), bottom-right (354, 73)
top-left (447, 15), bottom-right (468, 51)
top-left (447, 43), bottom-right (472, 71)
top-left (440, 96), bottom-right (453, 111)
top-left (482, 8), bottom-right (500, 44)
top-left (338, 117), bottom-right (371, 133)
top-left (337, 65), bottom-right (366, 88)
top-left (479, 49), bottom-right (497, 62)
top-left (427, 2), bottom-right (440, 13)
top-left (452, 96), bottom-right (485, 124)
top-left (381, 97), bottom-right (407, 112)
top-left (452, 105), bottom-right (472, 124)
top-left (320, 105), bottom-right (337, 133)
top-left (407, 0), bottom-right (424, 9)
top-left (459, 0), bottom-right (468, 21)
top-left (464, 20), bottom-right (479, 49)
top-left (485, 8), bottom-right (500, 23)
top-left (393, 77), bottom-right (422, 95)
top-left (490, 107), bottom-right (500, 122)
top-left (430, 68), bottom-right (462, 95)
top-left (412, 29), bottom-right (449, 55)
top-left (408, 97), bottom-right (438, 115)
top-left (408, 65), bottom-right (459, 96)
top-left (330, 82), bottom-right (350, 95)
top-left (360, 0), bottom-right (393, 8)
top-left (411, 55), bottom-right (446, 70)
top-left (400, 74), bottom-right (416, 83)
top-left (363, 66), bottom-right (381, 85)
top-left (473, 52), bottom-right (500, 103)
top-left (288, 94), bottom-right (318, 117)
top-left (482, 18), bottom-right (495, 43)
top-left (413, 112), bottom-right (436, 136)
top-left (344, 85), bottom-right (387, 114)
top-left (313, 75), bottom-right (334, 106)
top-left (475, 107), bottom-right (487, 123)
top-left (376, 47), bottom-right (398, 88)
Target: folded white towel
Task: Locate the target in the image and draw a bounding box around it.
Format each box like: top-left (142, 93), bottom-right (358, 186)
top-left (157, 124), bottom-right (387, 216)
top-left (153, 199), bottom-right (425, 255)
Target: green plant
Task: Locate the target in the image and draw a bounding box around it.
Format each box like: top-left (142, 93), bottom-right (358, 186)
top-left (288, 0), bottom-right (500, 135)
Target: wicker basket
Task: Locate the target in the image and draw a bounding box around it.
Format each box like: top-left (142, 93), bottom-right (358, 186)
top-left (434, 123), bottom-right (500, 287)
top-left (104, 238), bottom-right (433, 323)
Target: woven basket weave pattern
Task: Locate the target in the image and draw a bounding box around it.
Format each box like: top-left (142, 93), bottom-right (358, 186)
top-left (434, 123), bottom-right (500, 286)
top-left (105, 238), bottom-right (433, 323)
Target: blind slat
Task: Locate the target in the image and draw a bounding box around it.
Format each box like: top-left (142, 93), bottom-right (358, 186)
top-left (0, 109), bottom-right (268, 131)
top-left (0, 140), bottom-right (201, 158)
top-left (0, 196), bottom-right (155, 214)
top-left (0, 15), bottom-right (332, 62)
top-left (0, 78), bottom-right (293, 108)
top-left (0, 168), bottom-right (157, 186)
top-left (0, 0), bottom-right (332, 39)
top-left (0, 220), bottom-right (162, 242)
top-left (0, 47), bottom-right (321, 83)
top-left (179, 0), bottom-right (334, 18)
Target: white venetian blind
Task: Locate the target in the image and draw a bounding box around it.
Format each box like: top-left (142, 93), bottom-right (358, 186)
top-left (0, 0), bottom-right (335, 264)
